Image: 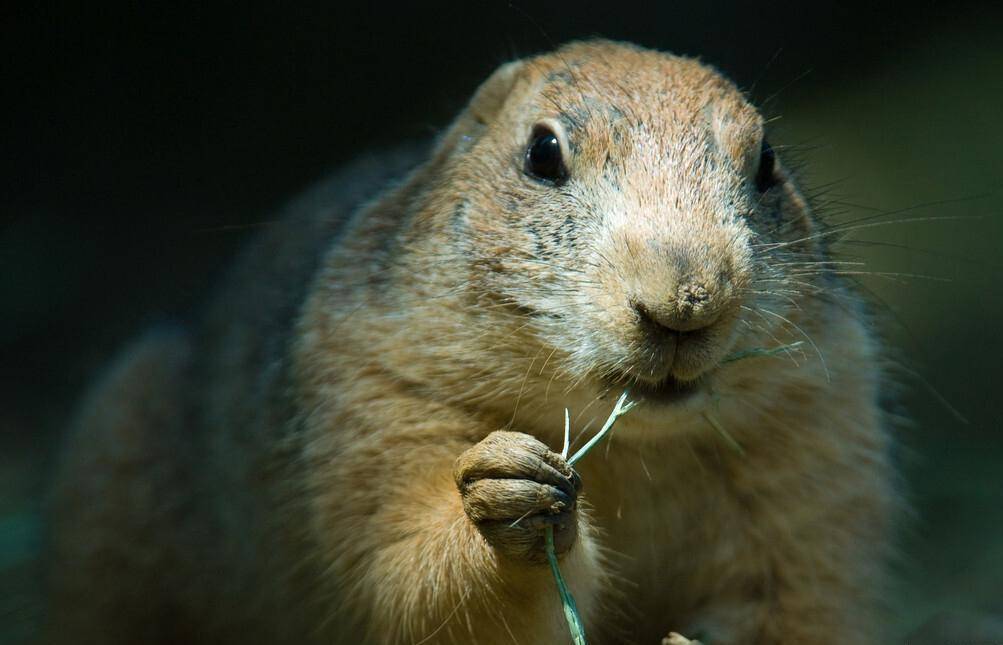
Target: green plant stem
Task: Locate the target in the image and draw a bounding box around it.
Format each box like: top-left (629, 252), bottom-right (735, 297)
top-left (701, 410), bottom-right (745, 456)
top-left (568, 390), bottom-right (637, 466)
top-left (720, 341), bottom-right (804, 364)
top-left (547, 389), bottom-right (636, 645)
top-left (545, 525), bottom-right (587, 645)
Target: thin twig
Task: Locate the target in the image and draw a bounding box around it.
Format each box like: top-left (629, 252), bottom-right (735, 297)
top-left (568, 391), bottom-right (637, 466)
top-left (545, 526), bottom-right (587, 645)
top-left (701, 411), bottom-right (745, 457)
top-left (546, 390), bottom-right (636, 644)
top-left (720, 341), bottom-right (804, 364)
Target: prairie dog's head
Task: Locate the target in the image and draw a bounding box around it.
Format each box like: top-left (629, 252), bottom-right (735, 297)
top-left (413, 40), bottom-right (821, 407)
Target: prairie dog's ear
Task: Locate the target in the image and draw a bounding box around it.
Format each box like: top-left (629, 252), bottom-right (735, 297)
top-left (419, 60), bottom-right (525, 174)
top-left (468, 60), bottom-right (525, 125)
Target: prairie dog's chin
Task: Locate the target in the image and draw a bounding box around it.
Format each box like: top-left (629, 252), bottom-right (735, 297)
top-left (631, 375), bottom-right (707, 406)
top-left (608, 373), bottom-right (712, 410)
top-left (572, 375), bottom-right (712, 442)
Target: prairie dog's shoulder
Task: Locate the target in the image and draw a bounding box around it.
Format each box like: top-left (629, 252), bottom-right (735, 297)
top-left (169, 142), bottom-right (429, 449)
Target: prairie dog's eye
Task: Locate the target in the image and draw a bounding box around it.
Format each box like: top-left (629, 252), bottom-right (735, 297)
top-left (524, 126), bottom-right (567, 184)
top-left (755, 140), bottom-right (778, 192)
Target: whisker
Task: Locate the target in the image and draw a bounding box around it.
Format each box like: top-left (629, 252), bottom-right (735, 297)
top-left (755, 306), bottom-right (829, 381)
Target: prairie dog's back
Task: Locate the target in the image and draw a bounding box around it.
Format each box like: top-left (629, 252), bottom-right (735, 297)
top-left (46, 145), bottom-right (427, 643)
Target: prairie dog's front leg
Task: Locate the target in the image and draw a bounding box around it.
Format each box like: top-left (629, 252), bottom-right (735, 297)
top-left (454, 430), bottom-right (581, 562)
top-left (316, 422), bottom-right (603, 645)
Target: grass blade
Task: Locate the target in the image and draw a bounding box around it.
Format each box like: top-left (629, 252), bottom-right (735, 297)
top-left (720, 341), bottom-right (804, 365)
top-left (547, 390), bottom-right (636, 644)
top-left (545, 525), bottom-right (587, 645)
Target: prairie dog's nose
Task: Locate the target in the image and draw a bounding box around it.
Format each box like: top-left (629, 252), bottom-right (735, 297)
top-left (633, 282), bottom-right (722, 333)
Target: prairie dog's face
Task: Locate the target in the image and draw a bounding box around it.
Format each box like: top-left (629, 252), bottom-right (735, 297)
top-left (445, 41), bottom-right (819, 407)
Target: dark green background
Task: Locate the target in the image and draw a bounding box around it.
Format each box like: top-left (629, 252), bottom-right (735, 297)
top-left (3, 2), bottom-right (1001, 641)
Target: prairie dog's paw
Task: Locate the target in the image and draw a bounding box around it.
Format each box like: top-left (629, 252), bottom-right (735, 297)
top-left (662, 633), bottom-right (703, 645)
top-left (454, 431), bottom-right (581, 562)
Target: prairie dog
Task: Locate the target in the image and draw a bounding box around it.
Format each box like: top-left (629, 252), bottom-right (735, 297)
top-left (46, 40), bottom-right (896, 644)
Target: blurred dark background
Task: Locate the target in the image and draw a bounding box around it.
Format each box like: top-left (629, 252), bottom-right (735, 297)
top-left (3, 1), bottom-right (1001, 642)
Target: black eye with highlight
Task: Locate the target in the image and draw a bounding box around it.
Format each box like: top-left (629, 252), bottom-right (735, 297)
top-left (524, 126), bottom-right (567, 184)
top-left (755, 140), bottom-right (778, 192)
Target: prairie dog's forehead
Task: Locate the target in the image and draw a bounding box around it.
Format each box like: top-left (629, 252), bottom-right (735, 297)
top-left (522, 42), bottom-right (762, 167)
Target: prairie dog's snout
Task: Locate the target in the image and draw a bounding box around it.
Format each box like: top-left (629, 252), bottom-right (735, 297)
top-left (628, 240), bottom-right (741, 334)
top-left (606, 208), bottom-right (750, 384)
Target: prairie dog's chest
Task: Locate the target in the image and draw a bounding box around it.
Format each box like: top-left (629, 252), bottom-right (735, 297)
top-left (579, 444), bottom-right (748, 606)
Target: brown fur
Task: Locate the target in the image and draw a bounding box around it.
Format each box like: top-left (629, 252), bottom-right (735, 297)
top-left (46, 41), bottom-right (897, 644)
